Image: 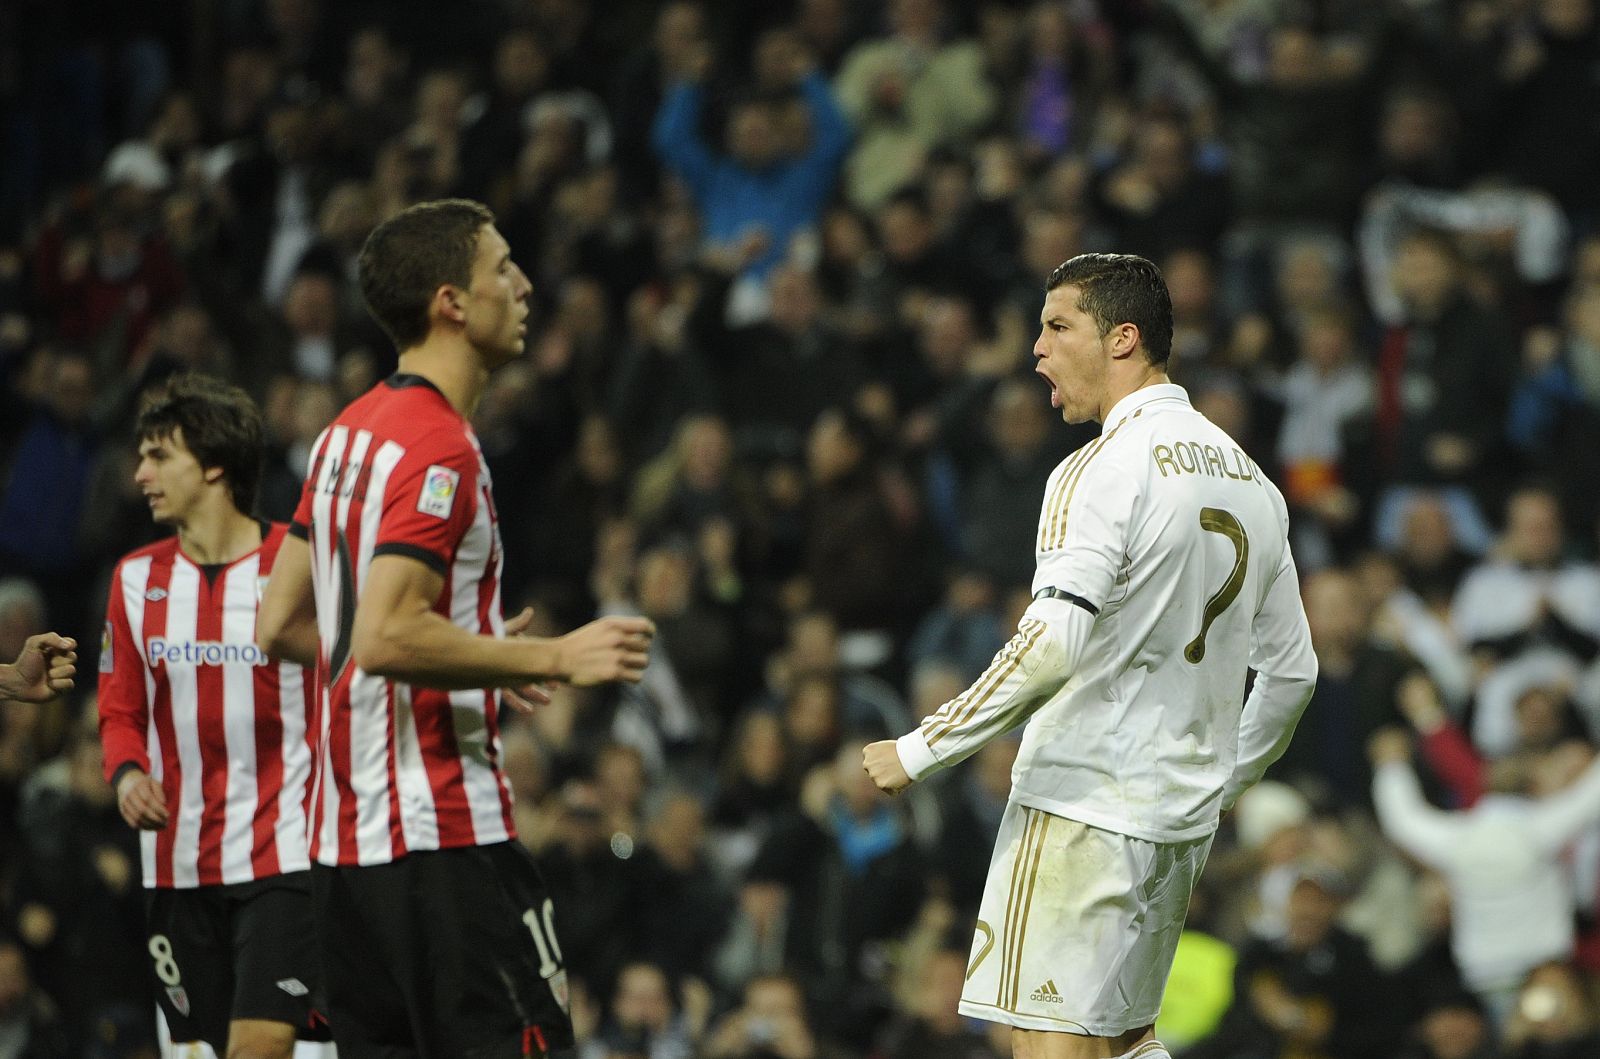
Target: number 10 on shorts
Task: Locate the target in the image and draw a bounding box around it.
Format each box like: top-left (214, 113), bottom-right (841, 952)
top-left (522, 899), bottom-right (570, 1013)
top-left (522, 899), bottom-right (562, 976)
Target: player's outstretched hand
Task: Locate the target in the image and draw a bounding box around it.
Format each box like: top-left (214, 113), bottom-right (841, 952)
top-left (558, 616), bottom-right (655, 686)
top-left (116, 769), bottom-right (170, 831)
top-left (2, 632), bottom-right (77, 703)
top-left (863, 740), bottom-right (912, 795)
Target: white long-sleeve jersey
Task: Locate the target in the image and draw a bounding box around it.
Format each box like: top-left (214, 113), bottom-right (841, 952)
top-left (898, 384), bottom-right (1318, 843)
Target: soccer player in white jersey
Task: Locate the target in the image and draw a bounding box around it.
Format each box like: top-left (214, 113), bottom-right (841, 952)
top-left (864, 253), bottom-right (1319, 1059)
top-left (257, 198), bottom-right (653, 1056)
top-left (98, 374), bottom-right (327, 1058)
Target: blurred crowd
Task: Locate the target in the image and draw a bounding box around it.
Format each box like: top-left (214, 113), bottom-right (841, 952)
top-left (2, 0), bottom-right (1600, 1056)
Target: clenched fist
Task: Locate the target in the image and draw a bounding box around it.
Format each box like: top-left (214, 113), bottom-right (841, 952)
top-left (1, 632), bottom-right (77, 703)
top-left (863, 740), bottom-right (912, 795)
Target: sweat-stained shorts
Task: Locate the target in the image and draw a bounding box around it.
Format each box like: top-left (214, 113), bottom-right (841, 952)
top-left (958, 801), bottom-right (1213, 1036)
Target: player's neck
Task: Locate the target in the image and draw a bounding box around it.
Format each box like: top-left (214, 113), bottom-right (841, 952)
top-left (176, 501), bottom-right (261, 566)
top-left (1098, 367), bottom-right (1171, 424)
top-left (396, 338), bottom-right (491, 419)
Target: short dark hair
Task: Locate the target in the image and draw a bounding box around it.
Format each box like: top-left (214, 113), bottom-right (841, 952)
top-left (1046, 253), bottom-right (1174, 366)
top-left (358, 198), bottom-right (495, 351)
top-left (135, 373), bottom-right (263, 514)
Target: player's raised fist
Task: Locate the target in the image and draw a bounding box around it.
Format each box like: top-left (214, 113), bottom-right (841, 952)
top-left (2, 632), bottom-right (77, 703)
top-left (863, 740), bottom-right (912, 795)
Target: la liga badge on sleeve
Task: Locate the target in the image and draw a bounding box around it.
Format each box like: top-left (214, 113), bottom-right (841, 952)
top-left (417, 465), bottom-right (461, 519)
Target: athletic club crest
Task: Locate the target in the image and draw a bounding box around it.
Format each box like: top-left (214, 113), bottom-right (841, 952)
top-left (166, 985), bottom-right (191, 1016)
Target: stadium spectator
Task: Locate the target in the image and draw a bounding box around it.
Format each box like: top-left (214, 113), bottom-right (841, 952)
top-left (1451, 488), bottom-right (1600, 678)
top-left (651, 31), bottom-right (849, 285)
top-left (582, 960), bottom-right (699, 1059)
top-left (833, 0), bottom-right (997, 210)
top-left (1372, 729), bottom-right (1600, 1025)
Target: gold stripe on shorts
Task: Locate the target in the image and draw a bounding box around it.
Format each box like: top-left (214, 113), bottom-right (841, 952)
top-left (1000, 807), bottom-right (1050, 1009)
top-left (997, 808), bottom-right (1041, 1007)
top-left (1008, 809), bottom-right (1052, 1010)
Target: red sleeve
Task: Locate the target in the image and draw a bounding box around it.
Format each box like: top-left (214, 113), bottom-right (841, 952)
top-left (370, 430), bottom-right (480, 575)
top-left (98, 565), bottom-right (150, 783)
top-left (1419, 719), bottom-right (1486, 808)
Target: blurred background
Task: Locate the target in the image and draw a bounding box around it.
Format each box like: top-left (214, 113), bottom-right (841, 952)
top-left (1, 0), bottom-right (1599, 1056)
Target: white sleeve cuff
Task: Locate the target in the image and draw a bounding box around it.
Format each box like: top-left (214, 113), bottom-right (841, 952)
top-left (897, 729), bottom-right (943, 782)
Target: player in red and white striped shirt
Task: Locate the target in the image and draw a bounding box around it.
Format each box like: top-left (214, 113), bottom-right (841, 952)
top-left (259, 198), bottom-right (653, 1056)
top-left (288, 376), bottom-right (530, 864)
top-left (98, 374), bottom-right (326, 1058)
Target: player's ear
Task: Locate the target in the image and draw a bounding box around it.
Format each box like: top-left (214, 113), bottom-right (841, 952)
top-left (434, 283), bottom-right (468, 326)
top-left (203, 466), bottom-right (224, 484)
top-left (1108, 322), bottom-right (1141, 361)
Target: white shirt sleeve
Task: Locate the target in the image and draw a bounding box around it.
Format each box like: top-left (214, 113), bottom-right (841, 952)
top-left (897, 446), bottom-right (1142, 782)
top-left (1223, 518), bottom-right (1318, 810)
top-left (1524, 754), bottom-right (1600, 855)
top-left (1372, 760), bottom-right (1463, 867)
top-left (1032, 447), bottom-right (1141, 611)
top-left (897, 597), bottom-right (1094, 782)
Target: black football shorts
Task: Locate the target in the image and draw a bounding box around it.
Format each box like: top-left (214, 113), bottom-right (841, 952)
top-left (311, 840), bottom-right (575, 1058)
top-left (144, 871), bottom-right (328, 1050)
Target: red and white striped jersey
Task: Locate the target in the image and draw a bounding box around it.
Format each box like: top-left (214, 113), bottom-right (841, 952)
top-left (292, 374), bottom-right (515, 868)
top-left (99, 524), bottom-right (315, 889)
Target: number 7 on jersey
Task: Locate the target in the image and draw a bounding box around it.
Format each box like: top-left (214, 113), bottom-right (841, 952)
top-left (1185, 507), bottom-right (1248, 664)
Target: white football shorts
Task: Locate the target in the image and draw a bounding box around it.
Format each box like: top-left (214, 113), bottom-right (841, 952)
top-left (958, 801), bottom-right (1213, 1036)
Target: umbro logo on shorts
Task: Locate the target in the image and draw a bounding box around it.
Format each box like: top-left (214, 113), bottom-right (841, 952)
top-left (1030, 980), bottom-right (1064, 1004)
top-left (277, 978), bottom-right (309, 997)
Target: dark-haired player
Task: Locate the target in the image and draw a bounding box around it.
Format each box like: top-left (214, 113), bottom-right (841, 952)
top-left (99, 373), bottom-right (325, 1057)
top-left (259, 198), bottom-right (653, 1055)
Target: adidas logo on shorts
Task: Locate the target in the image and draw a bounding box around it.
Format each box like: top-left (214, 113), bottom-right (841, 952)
top-left (276, 978), bottom-right (309, 997)
top-left (1030, 980), bottom-right (1064, 1004)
